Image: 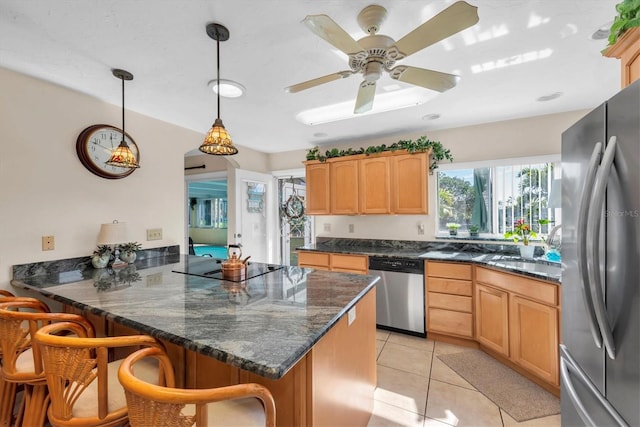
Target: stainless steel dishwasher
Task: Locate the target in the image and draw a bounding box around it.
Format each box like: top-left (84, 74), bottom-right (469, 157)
top-left (369, 256), bottom-right (425, 337)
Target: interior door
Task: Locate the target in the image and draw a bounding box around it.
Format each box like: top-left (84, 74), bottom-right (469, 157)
top-left (231, 169), bottom-right (276, 263)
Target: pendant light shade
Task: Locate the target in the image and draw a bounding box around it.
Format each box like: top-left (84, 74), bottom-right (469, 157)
top-left (107, 69), bottom-right (140, 168)
top-left (199, 23), bottom-right (238, 156)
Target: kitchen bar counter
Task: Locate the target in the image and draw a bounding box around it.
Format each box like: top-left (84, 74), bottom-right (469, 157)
top-left (11, 254), bottom-right (378, 380)
top-left (298, 242), bottom-right (561, 283)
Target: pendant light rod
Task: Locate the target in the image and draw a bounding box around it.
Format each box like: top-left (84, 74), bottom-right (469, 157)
top-left (206, 23), bottom-right (229, 119)
top-left (111, 69), bottom-right (133, 141)
top-left (107, 68), bottom-right (139, 168)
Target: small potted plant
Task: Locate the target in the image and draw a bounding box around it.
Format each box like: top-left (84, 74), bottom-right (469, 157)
top-left (504, 219), bottom-right (538, 258)
top-left (118, 242), bottom-right (142, 264)
top-left (91, 245), bottom-right (112, 269)
top-left (468, 224), bottom-right (480, 237)
top-left (446, 223), bottom-right (461, 236)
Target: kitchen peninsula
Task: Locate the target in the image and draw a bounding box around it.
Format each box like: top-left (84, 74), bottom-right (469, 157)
top-left (11, 252), bottom-right (379, 427)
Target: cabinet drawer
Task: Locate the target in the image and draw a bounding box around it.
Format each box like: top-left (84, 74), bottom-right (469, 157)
top-left (298, 251), bottom-right (330, 269)
top-left (428, 308), bottom-right (473, 337)
top-left (428, 292), bottom-right (472, 312)
top-left (427, 277), bottom-right (472, 296)
top-left (427, 262), bottom-right (472, 280)
top-left (476, 267), bottom-right (558, 306)
top-left (330, 254), bottom-right (368, 273)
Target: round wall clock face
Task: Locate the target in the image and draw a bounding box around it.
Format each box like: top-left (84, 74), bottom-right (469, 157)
top-left (76, 124), bottom-right (140, 179)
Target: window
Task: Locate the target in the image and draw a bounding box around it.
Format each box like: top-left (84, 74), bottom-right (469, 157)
top-left (437, 157), bottom-right (561, 237)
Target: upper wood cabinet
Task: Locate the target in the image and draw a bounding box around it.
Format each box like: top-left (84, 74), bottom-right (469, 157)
top-left (603, 27), bottom-right (640, 88)
top-left (304, 150), bottom-right (429, 215)
top-left (305, 163), bottom-right (331, 215)
top-left (391, 153), bottom-right (428, 214)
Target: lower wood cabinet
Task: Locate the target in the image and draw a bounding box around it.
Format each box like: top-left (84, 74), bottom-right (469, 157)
top-left (298, 251), bottom-right (368, 275)
top-left (425, 261), bottom-right (473, 339)
top-left (475, 283), bottom-right (509, 357)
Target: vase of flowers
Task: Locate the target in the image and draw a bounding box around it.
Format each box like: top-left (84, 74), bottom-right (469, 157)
top-left (118, 242), bottom-right (142, 264)
top-left (504, 219), bottom-right (538, 259)
top-left (446, 223), bottom-right (461, 236)
top-left (91, 245), bottom-right (112, 269)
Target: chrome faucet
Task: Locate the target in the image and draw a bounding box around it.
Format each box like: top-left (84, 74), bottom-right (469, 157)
top-left (545, 224), bottom-right (562, 248)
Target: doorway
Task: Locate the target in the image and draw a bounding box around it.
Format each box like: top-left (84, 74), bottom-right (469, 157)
top-left (185, 171), bottom-right (228, 255)
top-left (276, 175), bottom-right (314, 266)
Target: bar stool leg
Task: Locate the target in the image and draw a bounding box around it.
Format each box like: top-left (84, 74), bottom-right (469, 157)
top-left (21, 384), bottom-right (49, 427)
top-left (0, 378), bottom-right (17, 427)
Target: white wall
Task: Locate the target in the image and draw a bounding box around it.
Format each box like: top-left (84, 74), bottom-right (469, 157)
top-left (0, 67), bottom-right (270, 291)
top-left (267, 110), bottom-right (589, 241)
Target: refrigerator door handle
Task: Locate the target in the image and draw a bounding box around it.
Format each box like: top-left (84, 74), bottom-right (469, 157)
top-left (560, 345), bottom-right (629, 427)
top-left (578, 141), bottom-right (604, 349)
top-left (586, 136), bottom-right (618, 360)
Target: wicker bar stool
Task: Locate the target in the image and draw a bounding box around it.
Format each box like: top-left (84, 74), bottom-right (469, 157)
top-left (35, 322), bottom-right (164, 427)
top-left (0, 290), bottom-right (22, 427)
top-left (118, 346), bottom-right (276, 427)
top-left (0, 298), bottom-right (94, 427)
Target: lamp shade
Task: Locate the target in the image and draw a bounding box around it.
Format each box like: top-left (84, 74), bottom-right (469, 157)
top-left (199, 118), bottom-right (238, 155)
top-left (97, 220), bottom-right (128, 245)
top-left (106, 142), bottom-right (140, 168)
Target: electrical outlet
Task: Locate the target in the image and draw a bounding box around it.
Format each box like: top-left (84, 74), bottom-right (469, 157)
top-left (348, 224), bottom-right (355, 233)
top-left (417, 224), bottom-right (425, 235)
top-left (348, 307), bottom-right (356, 326)
top-left (146, 228), bottom-right (162, 241)
top-left (42, 235), bottom-right (55, 251)
top-left (323, 223), bottom-right (331, 232)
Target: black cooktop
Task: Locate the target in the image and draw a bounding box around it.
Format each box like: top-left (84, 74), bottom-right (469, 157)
top-left (172, 257), bottom-right (283, 283)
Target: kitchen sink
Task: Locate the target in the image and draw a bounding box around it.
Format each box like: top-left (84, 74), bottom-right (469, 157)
top-left (489, 260), bottom-right (562, 278)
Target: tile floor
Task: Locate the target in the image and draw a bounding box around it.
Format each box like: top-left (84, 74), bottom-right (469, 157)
top-left (368, 330), bottom-right (561, 427)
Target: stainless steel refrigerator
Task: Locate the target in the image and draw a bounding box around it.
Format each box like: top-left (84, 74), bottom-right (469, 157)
top-left (561, 79), bottom-right (639, 426)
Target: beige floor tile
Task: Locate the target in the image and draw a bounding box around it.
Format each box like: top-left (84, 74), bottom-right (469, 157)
top-left (387, 332), bottom-right (435, 352)
top-left (375, 365), bottom-right (429, 415)
top-left (430, 357), bottom-right (476, 391)
top-left (423, 416), bottom-right (458, 427)
top-left (367, 399), bottom-right (425, 427)
top-left (376, 328), bottom-right (390, 341)
top-left (501, 409), bottom-right (561, 427)
top-left (377, 342), bottom-right (433, 377)
top-left (425, 379), bottom-right (502, 426)
top-left (433, 340), bottom-right (473, 356)
top-left (376, 339), bottom-right (385, 359)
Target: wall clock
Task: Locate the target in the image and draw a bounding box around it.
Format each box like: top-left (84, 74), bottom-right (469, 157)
top-left (76, 124), bottom-right (140, 179)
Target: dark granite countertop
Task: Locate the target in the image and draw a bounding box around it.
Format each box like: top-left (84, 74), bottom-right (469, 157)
top-left (297, 239), bottom-right (561, 284)
top-left (11, 254), bottom-right (378, 380)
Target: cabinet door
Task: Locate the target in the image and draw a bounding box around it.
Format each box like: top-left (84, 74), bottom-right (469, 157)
top-left (330, 160), bottom-right (359, 214)
top-left (391, 153), bottom-right (428, 214)
top-left (305, 163), bottom-right (331, 215)
top-left (510, 295), bottom-right (559, 385)
top-left (359, 157), bottom-right (390, 214)
top-left (475, 283), bottom-right (509, 356)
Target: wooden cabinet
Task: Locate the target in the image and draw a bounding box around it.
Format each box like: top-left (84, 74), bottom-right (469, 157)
top-left (304, 150), bottom-right (428, 215)
top-left (305, 163), bottom-right (330, 215)
top-left (391, 153), bottom-right (428, 214)
top-left (425, 261), bottom-right (473, 339)
top-left (359, 157), bottom-right (391, 214)
top-left (475, 283), bottom-right (509, 357)
top-left (330, 160), bottom-right (359, 214)
top-left (298, 251), bottom-right (368, 275)
top-left (510, 295), bottom-right (559, 386)
top-left (474, 266), bottom-right (560, 389)
top-left (603, 27), bottom-right (640, 88)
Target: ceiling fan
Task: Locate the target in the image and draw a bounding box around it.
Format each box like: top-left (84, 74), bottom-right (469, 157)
top-left (285, 1), bottom-right (479, 114)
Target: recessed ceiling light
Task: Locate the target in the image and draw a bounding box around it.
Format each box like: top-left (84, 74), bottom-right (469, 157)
top-left (207, 79), bottom-right (246, 98)
top-left (590, 21), bottom-right (612, 40)
top-left (422, 113), bottom-right (441, 121)
top-left (537, 92), bottom-right (563, 102)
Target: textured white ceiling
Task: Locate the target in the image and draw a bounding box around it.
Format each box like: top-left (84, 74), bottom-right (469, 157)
top-left (0, 0), bottom-right (620, 154)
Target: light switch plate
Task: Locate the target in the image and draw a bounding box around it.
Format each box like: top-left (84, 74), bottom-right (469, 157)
top-left (348, 307), bottom-right (356, 325)
top-left (323, 223), bottom-right (331, 232)
top-left (146, 228), bottom-right (162, 241)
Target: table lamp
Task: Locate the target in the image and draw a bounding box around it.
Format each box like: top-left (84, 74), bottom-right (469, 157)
top-left (97, 220), bottom-right (128, 268)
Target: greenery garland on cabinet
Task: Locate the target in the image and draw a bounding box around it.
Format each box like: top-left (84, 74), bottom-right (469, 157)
top-left (305, 135), bottom-right (454, 172)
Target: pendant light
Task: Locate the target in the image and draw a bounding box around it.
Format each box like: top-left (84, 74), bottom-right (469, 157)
top-left (199, 23), bottom-right (238, 156)
top-left (106, 69), bottom-right (140, 168)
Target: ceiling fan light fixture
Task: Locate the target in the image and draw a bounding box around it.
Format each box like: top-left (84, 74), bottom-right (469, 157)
top-left (106, 69), bottom-right (140, 169)
top-left (199, 22), bottom-right (238, 156)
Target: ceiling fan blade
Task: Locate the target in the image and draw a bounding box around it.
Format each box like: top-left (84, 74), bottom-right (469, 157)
top-left (391, 1), bottom-right (479, 59)
top-left (285, 71), bottom-right (353, 93)
top-left (354, 81), bottom-right (376, 114)
top-left (303, 14), bottom-right (367, 58)
top-left (389, 66), bottom-right (460, 92)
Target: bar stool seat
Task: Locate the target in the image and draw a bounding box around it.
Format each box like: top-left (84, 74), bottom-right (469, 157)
top-left (119, 346), bottom-right (276, 427)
